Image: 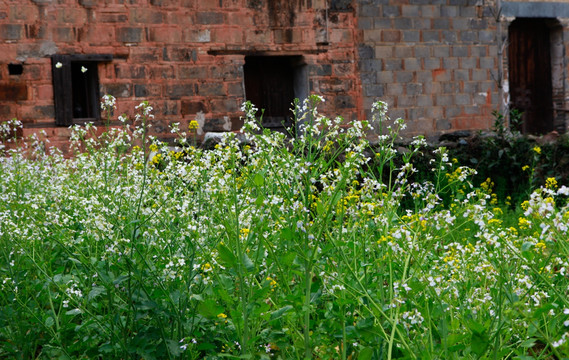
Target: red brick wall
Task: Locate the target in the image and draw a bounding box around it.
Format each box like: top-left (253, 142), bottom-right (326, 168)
top-left (0, 0), bottom-right (362, 152)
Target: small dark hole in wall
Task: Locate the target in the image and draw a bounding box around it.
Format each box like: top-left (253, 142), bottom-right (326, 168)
top-left (8, 63), bottom-right (23, 75)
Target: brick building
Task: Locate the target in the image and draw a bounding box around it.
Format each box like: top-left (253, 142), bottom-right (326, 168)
top-left (0, 0), bottom-right (568, 151)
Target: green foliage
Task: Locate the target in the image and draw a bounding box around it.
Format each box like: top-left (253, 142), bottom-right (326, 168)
top-left (1, 96), bottom-right (569, 359)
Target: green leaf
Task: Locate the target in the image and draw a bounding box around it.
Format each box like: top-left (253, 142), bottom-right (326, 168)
top-left (45, 316), bottom-right (55, 327)
top-left (254, 173), bottom-right (265, 187)
top-left (470, 331), bottom-right (489, 357)
top-left (197, 300), bottom-right (224, 319)
top-left (270, 305), bottom-right (293, 321)
top-left (243, 253), bottom-right (255, 273)
top-left (217, 243), bottom-right (237, 269)
top-left (88, 286), bottom-right (106, 301)
top-left (65, 308), bottom-right (83, 316)
top-left (520, 338), bottom-right (536, 348)
top-left (358, 347), bottom-right (373, 360)
top-left (166, 339), bottom-right (182, 357)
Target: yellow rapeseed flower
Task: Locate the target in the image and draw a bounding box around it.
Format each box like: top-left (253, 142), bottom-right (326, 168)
top-left (189, 120), bottom-right (199, 131)
top-left (532, 146), bottom-right (541, 155)
top-left (545, 177), bottom-right (558, 190)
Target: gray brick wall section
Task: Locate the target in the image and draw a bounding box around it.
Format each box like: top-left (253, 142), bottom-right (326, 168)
top-left (357, 0), bottom-right (502, 136)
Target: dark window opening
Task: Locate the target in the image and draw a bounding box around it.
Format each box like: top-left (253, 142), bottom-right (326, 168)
top-left (508, 18), bottom-right (556, 134)
top-left (52, 54), bottom-right (112, 126)
top-left (71, 62), bottom-right (99, 120)
top-left (8, 64), bottom-right (23, 75)
top-left (244, 56), bottom-right (308, 131)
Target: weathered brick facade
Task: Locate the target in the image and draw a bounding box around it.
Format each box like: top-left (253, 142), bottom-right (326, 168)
top-left (1, 0), bottom-right (569, 151)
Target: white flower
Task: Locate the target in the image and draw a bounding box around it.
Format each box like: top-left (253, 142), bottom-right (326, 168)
top-left (81, 66), bottom-right (88, 73)
top-left (55, 62), bottom-right (63, 69)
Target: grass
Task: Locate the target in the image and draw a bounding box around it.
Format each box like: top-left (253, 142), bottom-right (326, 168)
top-left (1, 95), bottom-right (569, 359)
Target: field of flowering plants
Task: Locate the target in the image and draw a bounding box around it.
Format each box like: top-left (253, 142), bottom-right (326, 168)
top-left (1, 95), bottom-right (569, 359)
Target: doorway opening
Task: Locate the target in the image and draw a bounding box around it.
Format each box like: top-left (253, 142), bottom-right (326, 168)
top-left (243, 55), bottom-right (308, 131)
top-left (508, 18), bottom-right (564, 134)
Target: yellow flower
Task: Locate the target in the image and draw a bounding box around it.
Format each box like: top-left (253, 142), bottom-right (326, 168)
top-left (149, 143), bottom-right (159, 152)
top-left (532, 146), bottom-right (541, 155)
top-left (545, 177), bottom-right (558, 190)
top-left (189, 120), bottom-right (199, 131)
top-left (217, 313), bottom-right (227, 319)
top-left (522, 165), bottom-right (530, 172)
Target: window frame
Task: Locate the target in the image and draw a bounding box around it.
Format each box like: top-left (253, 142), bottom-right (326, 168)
top-left (51, 54), bottom-right (112, 126)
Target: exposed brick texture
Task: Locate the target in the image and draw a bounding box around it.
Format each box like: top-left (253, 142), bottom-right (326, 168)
top-left (0, 0), bottom-right (362, 150)
top-left (358, 0), bottom-right (506, 137)
top-left (2, 0), bottom-right (568, 150)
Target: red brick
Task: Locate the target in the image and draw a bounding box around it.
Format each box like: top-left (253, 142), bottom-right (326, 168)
top-left (36, 85), bottom-right (53, 100)
top-left (181, 100), bottom-right (208, 115)
top-left (0, 84), bottom-right (28, 101)
top-left (212, 28), bottom-right (243, 44)
top-left (148, 26), bottom-right (182, 43)
top-left (130, 8), bottom-right (164, 24)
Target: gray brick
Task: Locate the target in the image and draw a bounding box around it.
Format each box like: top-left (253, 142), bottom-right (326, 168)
top-left (399, 95), bottom-right (415, 107)
top-left (442, 30), bottom-right (458, 42)
top-left (436, 118), bottom-right (452, 130)
top-left (460, 31), bottom-right (477, 42)
top-left (386, 83), bottom-right (404, 96)
top-left (404, 58), bottom-right (421, 71)
top-left (375, 45), bottom-right (393, 58)
top-left (455, 70), bottom-right (469, 81)
top-left (471, 46), bottom-right (487, 57)
top-left (394, 18), bottom-right (412, 29)
top-left (433, 46), bottom-right (450, 57)
top-left (374, 18), bottom-right (392, 29)
top-left (364, 84), bottom-right (384, 97)
top-left (443, 57), bottom-right (459, 69)
top-left (473, 92), bottom-right (488, 105)
top-left (426, 106), bottom-right (444, 118)
top-left (425, 58), bottom-right (441, 70)
top-left (417, 71), bottom-right (431, 82)
top-left (396, 71), bottom-right (414, 83)
top-left (459, 6), bottom-right (476, 17)
top-left (395, 46), bottom-right (413, 57)
top-left (408, 108), bottom-right (426, 120)
top-left (480, 57), bottom-right (495, 69)
top-left (360, 72), bottom-right (375, 84)
top-left (359, 59), bottom-right (382, 72)
top-left (414, 46), bottom-right (431, 57)
top-left (196, 12), bottom-right (224, 25)
top-left (358, 17), bottom-right (374, 30)
top-left (402, 5), bottom-right (420, 17)
top-left (423, 30), bottom-right (440, 42)
top-left (433, 18), bottom-right (450, 30)
top-left (358, 45), bottom-right (374, 59)
top-left (463, 105), bottom-right (480, 115)
top-left (479, 30), bottom-right (495, 43)
top-left (463, 82), bottom-right (479, 93)
top-left (417, 94), bottom-right (432, 106)
top-left (166, 84), bottom-right (196, 98)
top-left (407, 83), bottom-right (424, 95)
top-left (445, 105), bottom-right (462, 117)
top-left (309, 64), bottom-right (332, 76)
top-left (436, 94), bottom-right (453, 106)
top-left (435, 71), bottom-right (451, 82)
top-left (383, 5), bottom-right (400, 17)
top-left (455, 94), bottom-right (471, 105)
top-left (452, 45), bottom-right (468, 57)
top-left (384, 59), bottom-right (402, 71)
top-left (452, 18), bottom-right (469, 31)
top-left (480, 81), bottom-right (494, 92)
top-left (421, 5), bottom-right (440, 17)
top-left (441, 6), bottom-right (459, 17)
top-left (412, 18), bottom-right (430, 29)
top-left (472, 69), bottom-right (488, 81)
top-left (460, 58), bottom-right (477, 69)
top-left (442, 82), bottom-right (456, 93)
top-left (116, 27), bottom-right (143, 42)
top-left (359, 4), bottom-right (380, 17)
top-left (377, 71), bottom-right (393, 83)
top-left (0, 24), bottom-right (22, 40)
top-left (403, 30), bottom-right (420, 42)
top-left (449, 0), bottom-right (467, 5)
top-left (468, 19), bottom-right (488, 30)
top-left (488, 46), bottom-right (498, 57)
